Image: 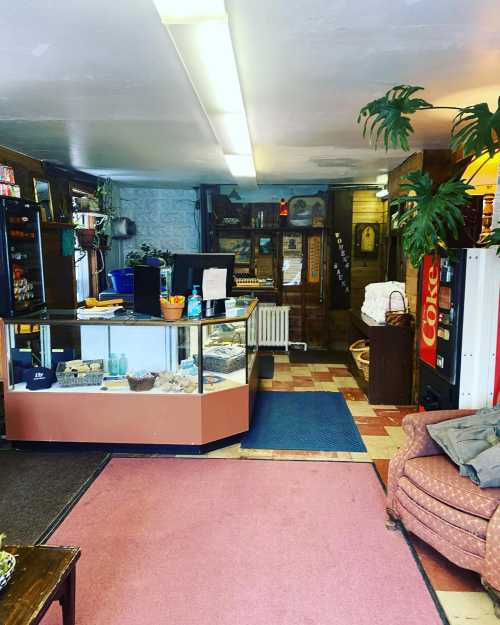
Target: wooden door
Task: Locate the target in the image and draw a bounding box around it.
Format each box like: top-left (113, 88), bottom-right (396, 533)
top-left (280, 231), bottom-right (329, 347)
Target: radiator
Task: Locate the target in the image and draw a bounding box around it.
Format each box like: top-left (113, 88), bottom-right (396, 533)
top-left (258, 305), bottom-right (290, 350)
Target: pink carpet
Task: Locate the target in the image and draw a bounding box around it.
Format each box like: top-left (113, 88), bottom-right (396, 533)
top-left (41, 459), bottom-right (442, 625)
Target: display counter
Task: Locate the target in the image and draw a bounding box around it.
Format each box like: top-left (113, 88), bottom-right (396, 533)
top-left (0, 299), bottom-right (259, 450)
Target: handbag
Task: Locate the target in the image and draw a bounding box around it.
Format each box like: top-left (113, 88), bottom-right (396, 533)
top-left (385, 291), bottom-right (412, 327)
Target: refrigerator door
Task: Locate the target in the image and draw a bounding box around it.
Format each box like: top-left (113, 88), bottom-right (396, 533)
top-left (1, 197), bottom-right (45, 315)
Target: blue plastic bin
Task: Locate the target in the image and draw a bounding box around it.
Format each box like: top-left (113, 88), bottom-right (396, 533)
top-left (108, 268), bottom-right (134, 294)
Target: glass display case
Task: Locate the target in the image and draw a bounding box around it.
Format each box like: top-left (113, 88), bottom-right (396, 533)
top-left (1, 299), bottom-right (259, 448)
top-left (4, 301), bottom-right (257, 395)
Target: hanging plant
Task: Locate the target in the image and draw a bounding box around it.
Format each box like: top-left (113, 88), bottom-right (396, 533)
top-left (358, 85), bottom-right (500, 265)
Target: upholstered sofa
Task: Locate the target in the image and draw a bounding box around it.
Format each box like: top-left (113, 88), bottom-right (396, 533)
top-left (387, 409), bottom-right (500, 617)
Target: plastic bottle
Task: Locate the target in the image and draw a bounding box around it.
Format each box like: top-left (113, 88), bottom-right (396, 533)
top-left (187, 285), bottom-right (202, 318)
top-left (108, 353), bottom-right (119, 376)
top-left (118, 353), bottom-right (128, 376)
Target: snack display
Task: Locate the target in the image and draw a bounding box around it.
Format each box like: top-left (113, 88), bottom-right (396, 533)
top-left (156, 372), bottom-right (197, 394)
top-left (55, 359), bottom-right (104, 387)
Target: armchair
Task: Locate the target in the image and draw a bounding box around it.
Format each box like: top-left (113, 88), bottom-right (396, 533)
top-left (387, 410), bottom-right (500, 617)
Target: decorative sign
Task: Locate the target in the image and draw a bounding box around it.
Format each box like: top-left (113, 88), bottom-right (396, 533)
top-left (283, 234), bottom-right (303, 285)
top-left (419, 254), bottom-right (440, 368)
top-left (330, 190), bottom-right (352, 310)
top-left (307, 235), bottom-right (321, 284)
top-left (354, 223), bottom-right (380, 258)
top-left (283, 234), bottom-right (302, 256)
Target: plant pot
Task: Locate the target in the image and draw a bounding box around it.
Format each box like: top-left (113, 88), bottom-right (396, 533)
top-left (160, 301), bottom-right (185, 321)
top-left (76, 228), bottom-right (96, 250)
top-left (0, 552), bottom-right (16, 592)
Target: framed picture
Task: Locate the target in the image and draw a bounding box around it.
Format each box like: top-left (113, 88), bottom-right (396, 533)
top-left (218, 237), bottom-right (251, 265)
top-left (258, 237), bottom-right (272, 255)
top-left (354, 223), bottom-right (380, 258)
top-left (33, 178), bottom-right (54, 222)
top-left (288, 195), bottom-right (326, 228)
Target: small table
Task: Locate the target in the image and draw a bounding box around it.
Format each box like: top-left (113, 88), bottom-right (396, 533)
top-left (0, 545), bottom-right (80, 625)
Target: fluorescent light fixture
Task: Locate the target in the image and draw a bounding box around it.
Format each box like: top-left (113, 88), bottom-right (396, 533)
top-left (225, 154), bottom-right (256, 178)
top-left (153, 0), bottom-right (256, 181)
top-left (153, 0), bottom-right (226, 23)
top-left (376, 188), bottom-right (389, 199)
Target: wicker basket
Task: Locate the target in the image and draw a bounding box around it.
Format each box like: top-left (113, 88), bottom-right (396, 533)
top-left (127, 373), bottom-right (158, 392)
top-left (56, 360), bottom-right (104, 387)
top-left (349, 339), bottom-right (369, 370)
top-left (358, 349), bottom-right (370, 381)
top-left (160, 300), bottom-right (184, 321)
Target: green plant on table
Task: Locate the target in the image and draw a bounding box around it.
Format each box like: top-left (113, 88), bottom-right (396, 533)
top-left (126, 243), bottom-right (173, 267)
top-left (358, 85), bottom-right (500, 266)
top-left (0, 533), bottom-right (11, 576)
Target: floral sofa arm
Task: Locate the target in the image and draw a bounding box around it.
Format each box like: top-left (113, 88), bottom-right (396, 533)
top-left (483, 505), bottom-right (500, 612)
top-left (386, 409), bottom-right (477, 516)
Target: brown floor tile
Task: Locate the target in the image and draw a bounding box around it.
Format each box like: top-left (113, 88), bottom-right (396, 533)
top-left (410, 535), bottom-right (483, 592)
top-left (271, 381), bottom-right (293, 390)
top-left (328, 367), bottom-right (350, 375)
top-left (338, 387), bottom-right (367, 401)
top-left (292, 376), bottom-right (315, 387)
top-left (373, 459), bottom-right (390, 486)
top-left (357, 424), bottom-right (390, 436)
top-left (311, 371), bottom-right (335, 381)
top-left (274, 363), bottom-right (291, 372)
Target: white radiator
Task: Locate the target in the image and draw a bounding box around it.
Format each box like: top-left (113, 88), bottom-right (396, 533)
top-left (258, 305), bottom-right (290, 350)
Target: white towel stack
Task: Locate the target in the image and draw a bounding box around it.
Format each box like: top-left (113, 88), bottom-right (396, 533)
top-left (361, 281), bottom-right (407, 324)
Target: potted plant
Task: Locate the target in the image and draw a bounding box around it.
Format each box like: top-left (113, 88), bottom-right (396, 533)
top-left (358, 85), bottom-right (500, 266)
top-left (0, 534), bottom-right (15, 592)
top-left (125, 243), bottom-right (173, 268)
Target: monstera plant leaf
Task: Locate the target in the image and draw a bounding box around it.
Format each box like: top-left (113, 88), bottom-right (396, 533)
top-left (450, 98), bottom-right (500, 158)
top-left (484, 226), bottom-right (500, 256)
top-left (392, 171), bottom-right (472, 267)
top-left (357, 85), bottom-right (432, 151)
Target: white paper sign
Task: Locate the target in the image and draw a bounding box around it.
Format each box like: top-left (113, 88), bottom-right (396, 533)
top-left (202, 268), bottom-right (227, 300)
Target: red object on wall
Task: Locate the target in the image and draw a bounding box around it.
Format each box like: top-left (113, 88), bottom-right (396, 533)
top-left (279, 198), bottom-right (288, 217)
top-left (419, 255), bottom-right (440, 368)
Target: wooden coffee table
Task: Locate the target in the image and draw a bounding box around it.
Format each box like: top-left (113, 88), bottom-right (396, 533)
top-left (0, 545), bottom-right (80, 625)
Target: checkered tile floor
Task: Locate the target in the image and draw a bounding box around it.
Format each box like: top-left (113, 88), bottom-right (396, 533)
top-left (186, 352), bottom-right (497, 624)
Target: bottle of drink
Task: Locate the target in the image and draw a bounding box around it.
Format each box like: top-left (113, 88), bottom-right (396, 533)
top-left (118, 353), bottom-right (128, 376)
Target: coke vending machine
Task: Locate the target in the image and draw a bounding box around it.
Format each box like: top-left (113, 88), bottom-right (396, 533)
top-left (418, 248), bottom-right (500, 410)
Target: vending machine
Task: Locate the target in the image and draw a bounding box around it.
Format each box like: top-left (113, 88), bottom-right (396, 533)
top-left (418, 248), bottom-right (500, 410)
top-left (0, 197), bottom-right (46, 317)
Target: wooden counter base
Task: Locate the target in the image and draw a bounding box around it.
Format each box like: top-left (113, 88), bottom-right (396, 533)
top-left (5, 385), bottom-right (249, 446)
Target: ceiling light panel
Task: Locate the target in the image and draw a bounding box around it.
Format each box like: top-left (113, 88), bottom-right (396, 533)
top-left (153, 0), bottom-right (255, 181)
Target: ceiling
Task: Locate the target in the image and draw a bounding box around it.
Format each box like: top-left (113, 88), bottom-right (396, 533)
top-left (1, 0), bottom-right (500, 186)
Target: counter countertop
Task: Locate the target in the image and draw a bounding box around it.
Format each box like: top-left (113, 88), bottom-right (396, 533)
top-left (2, 298), bottom-right (258, 327)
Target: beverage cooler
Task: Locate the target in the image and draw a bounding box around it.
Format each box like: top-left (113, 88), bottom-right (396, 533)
top-left (418, 248), bottom-right (500, 410)
top-left (0, 197), bottom-right (45, 317)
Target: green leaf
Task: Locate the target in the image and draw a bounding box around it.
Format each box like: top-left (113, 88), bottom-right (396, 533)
top-left (358, 85), bottom-right (432, 151)
top-left (391, 171), bottom-right (472, 267)
top-left (484, 224), bottom-right (500, 256)
top-left (450, 98), bottom-right (500, 158)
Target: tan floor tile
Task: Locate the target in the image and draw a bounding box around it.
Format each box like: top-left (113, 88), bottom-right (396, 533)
top-left (334, 376), bottom-right (359, 388)
top-left (370, 404), bottom-right (397, 409)
top-left (273, 354), bottom-right (290, 363)
top-left (320, 382), bottom-right (339, 391)
top-left (259, 379), bottom-right (273, 389)
top-left (349, 452), bottom-right (372, 462)
top-left (436, 591), bottom-right (499, 625)
top-left (309, 364), bottom-right (331, 372)
top-left (384, 426), bottom-right (407, 446)
top-left (205, 444), bottom-right (242, 458)
top-left (345, 401), bottom-right (377, 417)
top-left (273, 373), bottom-right (293, 382)
top-left (362, 435), bottom-right (400, 460)
top-left (289, 366), bottom-right (311, 375)
top-left (240, 448), bottom-right (274, 459)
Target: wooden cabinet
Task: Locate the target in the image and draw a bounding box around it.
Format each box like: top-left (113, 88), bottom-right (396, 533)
top-left (348, 310), bottom-right (413, 405)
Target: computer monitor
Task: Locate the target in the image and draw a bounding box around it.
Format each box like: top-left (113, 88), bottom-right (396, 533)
top-left (171, 253), bottom-right (235, 316)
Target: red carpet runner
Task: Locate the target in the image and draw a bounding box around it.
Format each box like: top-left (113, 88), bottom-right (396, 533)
top-left (42, 458), bottom-right (442, 625)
